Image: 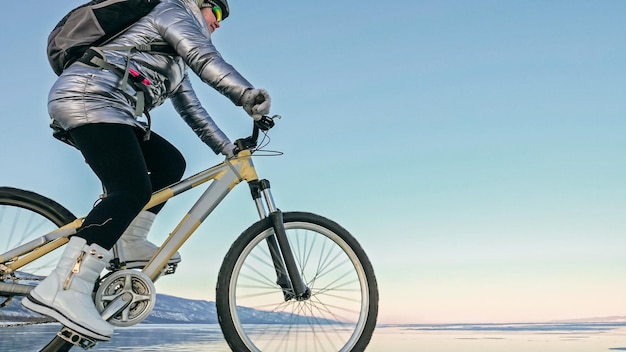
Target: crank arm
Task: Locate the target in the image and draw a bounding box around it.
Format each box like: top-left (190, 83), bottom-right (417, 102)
top-left (100, 291), bottom-right (133, 321)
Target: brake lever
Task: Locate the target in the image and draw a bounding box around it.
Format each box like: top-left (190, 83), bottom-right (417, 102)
top-left (233, 115), bottom-right (281, 155)
top-left (255, 115), bottom-right (275, 131)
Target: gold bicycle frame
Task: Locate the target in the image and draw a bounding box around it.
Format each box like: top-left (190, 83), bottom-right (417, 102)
top-left (0, 150), bottom-right (261, 285)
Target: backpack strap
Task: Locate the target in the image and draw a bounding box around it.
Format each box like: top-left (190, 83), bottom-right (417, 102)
top-left (78, 47), bottom-right (169, 141)
top-left (94, 42), bottom-right (172, 94)
top-left (77, 43), bottom-right (174, 140)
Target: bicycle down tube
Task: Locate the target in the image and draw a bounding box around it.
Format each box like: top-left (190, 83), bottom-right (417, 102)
top-left (139, 149), bottom-right (258, 281)
top-left (139, 150), bottom-right (308, 299)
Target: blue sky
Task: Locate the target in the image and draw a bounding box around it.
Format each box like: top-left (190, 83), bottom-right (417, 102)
top-left (1, 1), bottom-right (625, 324)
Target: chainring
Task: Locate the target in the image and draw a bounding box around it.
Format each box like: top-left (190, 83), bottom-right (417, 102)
top-left (94, 270), bottom-right (156, 327)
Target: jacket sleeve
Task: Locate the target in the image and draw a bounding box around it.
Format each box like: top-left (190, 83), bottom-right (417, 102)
top-left (171, 75), bottom-right (232, 155)
top-left (155, 1), bottom-right (253, 105)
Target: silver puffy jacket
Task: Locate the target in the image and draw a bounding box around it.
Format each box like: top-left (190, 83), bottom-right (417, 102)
top-left (48, 0), bottom-right (254, 155)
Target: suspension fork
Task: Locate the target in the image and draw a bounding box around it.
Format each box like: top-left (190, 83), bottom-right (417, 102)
top-left (249, 179), bottom-right (310, 301)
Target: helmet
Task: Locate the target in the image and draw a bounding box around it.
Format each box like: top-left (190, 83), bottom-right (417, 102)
top-left (198, 0), bottom-right (230, 20)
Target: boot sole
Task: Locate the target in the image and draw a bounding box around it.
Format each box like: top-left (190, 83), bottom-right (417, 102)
top-left (22, 294), bottom-right (112, 341)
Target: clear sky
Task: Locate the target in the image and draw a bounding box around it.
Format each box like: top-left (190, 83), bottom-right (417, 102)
top-left (1, 1), bottom-right (625, 325)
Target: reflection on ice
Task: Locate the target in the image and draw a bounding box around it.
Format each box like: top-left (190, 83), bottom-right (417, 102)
top-left (1, 323), bottom-right (625, 352)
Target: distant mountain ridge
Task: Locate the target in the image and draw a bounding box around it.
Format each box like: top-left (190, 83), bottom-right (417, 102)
top-left (144, 294), bottom-right (219, 324)
top-left (0, 294), bottom-right (216, 323)
top-left (0, 293), bottom-right (336, 325)
top-left (550, 316), bottom-right (626, 323)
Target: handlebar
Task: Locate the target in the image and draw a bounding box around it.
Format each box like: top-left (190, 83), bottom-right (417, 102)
top-left (233, 115), bottom-right (279, 155)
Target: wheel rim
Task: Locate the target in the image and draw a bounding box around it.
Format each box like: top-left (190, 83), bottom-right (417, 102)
top-left (228, 221), bottom-right (370, 352)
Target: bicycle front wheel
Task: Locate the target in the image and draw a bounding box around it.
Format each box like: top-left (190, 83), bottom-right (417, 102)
top-left (216, 212), bottom-right (378, 352)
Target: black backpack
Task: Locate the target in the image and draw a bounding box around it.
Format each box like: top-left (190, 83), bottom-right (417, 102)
top-left (47, 0), bottom-right (162, 76)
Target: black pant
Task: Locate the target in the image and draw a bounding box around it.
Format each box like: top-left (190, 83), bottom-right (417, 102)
top-left (69, 124), bottom-right (186, 249)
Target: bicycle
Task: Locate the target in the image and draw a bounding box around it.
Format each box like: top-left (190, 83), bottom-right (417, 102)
top-left (0, 116), bottom-right (379, 352)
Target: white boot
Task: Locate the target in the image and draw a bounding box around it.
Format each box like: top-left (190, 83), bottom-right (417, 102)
top-left (22, 236), bottom-right (113, 341)
top-left (117, 211), bottom-right (181, 269)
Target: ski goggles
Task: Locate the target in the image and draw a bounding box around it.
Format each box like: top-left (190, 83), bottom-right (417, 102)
top-left (212, 5), bottom-right (223, 22)
top-left (199, 1), bottom-right (223, 22)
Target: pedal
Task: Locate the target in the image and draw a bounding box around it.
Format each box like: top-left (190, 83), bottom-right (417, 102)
top-left (163, 262), bottom-right (177, 275)
top-left (57, 326), bottom-right (98, 349)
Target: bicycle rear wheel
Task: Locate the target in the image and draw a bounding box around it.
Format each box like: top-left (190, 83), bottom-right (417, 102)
top-left (0, 187), bottom-right (76, 303)
top-left (0, 187), bottom-right (78, 352)
top-left (216, 212), bottom-right (378, 352)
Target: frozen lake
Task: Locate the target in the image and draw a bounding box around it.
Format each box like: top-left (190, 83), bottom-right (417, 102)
top-left (1, 322), bottom-right (626, 351)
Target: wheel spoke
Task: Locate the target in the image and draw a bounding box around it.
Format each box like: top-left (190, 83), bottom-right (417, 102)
top-left (216, 212), bottom-right (378, 352)
top-left (0, 188), bottom-right (75, 278)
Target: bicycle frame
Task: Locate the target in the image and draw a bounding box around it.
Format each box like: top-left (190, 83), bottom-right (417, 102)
top-left (1, 148), bottom-right (307, 299)
top-left (134, 149), bottom-right (259, 282)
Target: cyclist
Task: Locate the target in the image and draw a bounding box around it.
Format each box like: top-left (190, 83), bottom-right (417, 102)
top-left (22, 0), bottom-right (271, 342)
